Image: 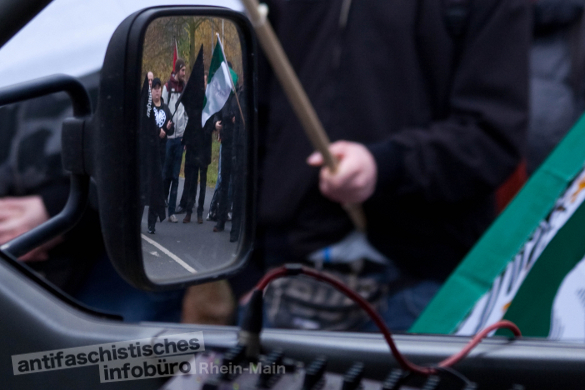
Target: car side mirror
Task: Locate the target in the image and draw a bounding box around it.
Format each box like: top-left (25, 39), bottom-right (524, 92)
top-left (85, 6), bottom-right (257, 291)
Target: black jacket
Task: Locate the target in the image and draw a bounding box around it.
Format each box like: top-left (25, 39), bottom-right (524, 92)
top-left (183, 111), bottom-right (212, 166)
top-left (139, 91), bottom-right (173, 221)
top-left (258, 0), bottom-right (530, 280)
top-left (219, 92), bottom-right (237, 148)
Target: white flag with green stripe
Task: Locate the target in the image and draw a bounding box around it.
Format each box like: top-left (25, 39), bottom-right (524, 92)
top-left (411, 114), bottom-right (585, 341)
top-left (201, 35), bottom-right (235, 127)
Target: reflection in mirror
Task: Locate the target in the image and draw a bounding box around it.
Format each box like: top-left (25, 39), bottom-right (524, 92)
top-left (138, 16), bottom-right (247, 283)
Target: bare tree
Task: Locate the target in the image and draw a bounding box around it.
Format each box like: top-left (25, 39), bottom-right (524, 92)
top-left (142, 17), bottom-right (243, 87)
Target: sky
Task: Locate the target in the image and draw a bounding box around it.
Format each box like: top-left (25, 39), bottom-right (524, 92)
top-left (0, 0), bottom-right (244, 88)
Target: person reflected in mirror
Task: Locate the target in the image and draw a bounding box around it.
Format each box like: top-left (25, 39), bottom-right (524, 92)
top-left (206, 120), bottom-right (233, 223)
top-left (212, 111), bottom-right (235, 232)
top-left (213, 63), bottom-right (238, 234)
top-left (175, 49), bottom-right (211, 224)
top-left (229, 85), bottom-right (246, 243)
top-left (153, 78), bottom-right (174, 167)
top-left (162, 58), bottom-right (188, 223)
top-left (147, 71), bottom-right (154, 88)
top-left (139, 76), bottom-right (174, 234)
top-left (179, 116), bottom-right (214, 224)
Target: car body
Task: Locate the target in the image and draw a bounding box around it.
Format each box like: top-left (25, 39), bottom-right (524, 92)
top-left (1, 1), bottom-right (585, 389)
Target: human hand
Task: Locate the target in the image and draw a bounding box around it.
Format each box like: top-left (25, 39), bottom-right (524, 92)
top-left (307, 141), bottom-right (377, 204)
top-left (181, 280), bottom-right (235, 325)
top-left (215, 121), bottom-right (223, 132)
top-left (0, 196), bottom-right (60, 261)
top-left (166, 120), bottom-right (173, 130)
top-left (159, 129), bottom-right (165, 139)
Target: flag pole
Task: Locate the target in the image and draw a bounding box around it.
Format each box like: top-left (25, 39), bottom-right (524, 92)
top-left (172, 37), bottom-right (178, 71)
top-left (240, 0), bottom-right (366, 232)
top-left (216, 33), bottom-right (246, 129)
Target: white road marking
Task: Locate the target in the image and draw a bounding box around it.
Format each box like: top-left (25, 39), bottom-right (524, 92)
top-left (141, 234), bottom-right (197, 274)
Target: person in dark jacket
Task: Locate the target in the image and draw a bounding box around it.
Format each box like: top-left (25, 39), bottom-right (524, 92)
top-left (229, 85), bottom-right (246, 243)
top-left (153, 78), bottom-right (175, 170)
top-left (179, 118), bottom-right (213, 223)
top-left (213, 91), bottom-right (236, 233)
top-left (176, 49), bottom-right (211, 223)
top-left (139, 77), bottom-right (174, 234)
top-left (247, 0), bottom-right (530, 331)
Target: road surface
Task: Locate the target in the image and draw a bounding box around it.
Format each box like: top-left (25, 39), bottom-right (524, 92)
top-left (141, 178), bottom-right (239, 282)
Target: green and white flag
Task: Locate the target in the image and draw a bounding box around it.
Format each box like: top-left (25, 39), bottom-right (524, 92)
top-left (201, 35), bottom-right (237, 127)
top-left (455, 166), bottom-right (585, 339)
top-left (411, 113), bottom-right (585, 342)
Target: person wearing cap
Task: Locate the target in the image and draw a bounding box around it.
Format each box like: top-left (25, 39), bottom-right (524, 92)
top-left (142, 77), bottom-right (174, 234)
top-left (152, 77), bottom-right (174, 171)
top-left (162, 58), bottom-right (189, 223)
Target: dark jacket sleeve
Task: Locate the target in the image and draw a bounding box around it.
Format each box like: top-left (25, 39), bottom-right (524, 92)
top-left (368, 0), bottom-right (530, 203)
top-left (163, 104), bottom-right (174, 137)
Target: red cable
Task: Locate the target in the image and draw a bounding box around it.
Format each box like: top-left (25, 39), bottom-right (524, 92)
top-left (256, 266), bottom-right (289, 291)
top-left (253, 265), bottom-right (521, 376)
top-left (437, 320), bottom-right (521, 368)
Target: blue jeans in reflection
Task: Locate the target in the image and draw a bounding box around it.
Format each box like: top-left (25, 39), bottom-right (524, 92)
top-left (163, 137), bottom-right (183, 215)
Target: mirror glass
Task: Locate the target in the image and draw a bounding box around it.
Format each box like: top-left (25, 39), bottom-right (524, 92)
top-left (138, 16), bottom-right (247, 283)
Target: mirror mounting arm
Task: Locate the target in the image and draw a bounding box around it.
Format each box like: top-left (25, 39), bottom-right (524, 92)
top-left (0, 74), bottom-right (92, 258)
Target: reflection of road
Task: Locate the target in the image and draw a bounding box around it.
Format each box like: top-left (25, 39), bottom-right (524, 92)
top-left (141, 178), bottom-right (238, 282)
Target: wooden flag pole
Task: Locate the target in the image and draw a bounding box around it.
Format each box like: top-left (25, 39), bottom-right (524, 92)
top-left (241, 0), bottom-right (367, 231)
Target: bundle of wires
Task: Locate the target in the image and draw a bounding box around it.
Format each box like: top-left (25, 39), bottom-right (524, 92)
top-left (239, 264), bottom-right (521, 376)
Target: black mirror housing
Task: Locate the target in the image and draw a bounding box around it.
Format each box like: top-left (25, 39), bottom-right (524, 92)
top-left (86, 6), bottom-right (257, 291)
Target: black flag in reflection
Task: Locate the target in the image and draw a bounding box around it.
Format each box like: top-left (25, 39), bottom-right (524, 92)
top-left (140, 75), bottom-right (153, 120)
top-left (177, 45), bottom-right (205, 119)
